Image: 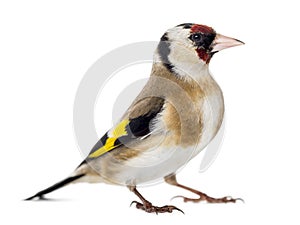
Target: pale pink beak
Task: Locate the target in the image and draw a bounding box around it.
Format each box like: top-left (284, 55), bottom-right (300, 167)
top-left (211, 34), bottom-right (244, 52)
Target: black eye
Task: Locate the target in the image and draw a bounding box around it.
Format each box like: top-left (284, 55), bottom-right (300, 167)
top-left (190, 33), bottom-right (202, 42)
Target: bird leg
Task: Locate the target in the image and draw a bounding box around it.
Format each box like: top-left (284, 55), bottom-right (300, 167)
top-left (165, 174), bottom-right (243, 203)
top-left (128, 186), bottom-right (184, 214)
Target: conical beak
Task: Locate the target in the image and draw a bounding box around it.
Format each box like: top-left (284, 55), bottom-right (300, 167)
top-left (211, 33), bottom-right (244, 52)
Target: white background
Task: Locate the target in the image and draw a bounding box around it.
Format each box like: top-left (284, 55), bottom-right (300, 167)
top-left (1, 0), bottom-right (300, 224)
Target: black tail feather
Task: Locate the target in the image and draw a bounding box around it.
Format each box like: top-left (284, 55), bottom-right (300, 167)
top-left (25, 174), bottom-right (85, 201)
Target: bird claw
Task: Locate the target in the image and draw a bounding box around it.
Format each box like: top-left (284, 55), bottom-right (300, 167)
top-left (130, 200), bottom-right (184, 214)
top-left (171, 195), bottom-right (186, 201)
top-left (231, 197), bottom-right (245, 203)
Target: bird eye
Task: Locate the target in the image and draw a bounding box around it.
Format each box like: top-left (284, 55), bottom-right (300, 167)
top-left (191, 33), bottom-right (202, 42)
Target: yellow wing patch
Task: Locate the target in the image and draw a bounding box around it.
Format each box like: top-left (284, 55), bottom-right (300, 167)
top-left (88, 119), bottom-right (129, 158)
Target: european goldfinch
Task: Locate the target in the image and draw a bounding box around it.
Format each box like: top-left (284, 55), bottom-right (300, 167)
top-left (26, 23), bottom-right (244, 214)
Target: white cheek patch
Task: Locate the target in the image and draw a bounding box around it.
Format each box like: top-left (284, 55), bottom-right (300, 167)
top-left (168, 42), bottom-right (207, 81)
top-left (164, 27), bottom-right (209, 79)
top-left (154, 26), bottom-right (209, 81)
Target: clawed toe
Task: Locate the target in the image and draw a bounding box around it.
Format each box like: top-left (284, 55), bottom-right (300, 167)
top-left (130, 200), bottom-right (184, 214)
top-left (172, 194), bottom-right (243, 204)
top-left (206, 195), bottom-right (244, 203)
top-left (226, 196), bottom-right (244, 203)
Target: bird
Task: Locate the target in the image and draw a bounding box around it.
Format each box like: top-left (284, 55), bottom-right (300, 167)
top-left (25, 23), bottom-right (244, 214)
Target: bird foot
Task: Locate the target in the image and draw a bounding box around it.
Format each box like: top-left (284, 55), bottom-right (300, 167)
top-left (130, 200), bottom-right (184, 214)
top-left (172, 193), bottom-right (243, 204)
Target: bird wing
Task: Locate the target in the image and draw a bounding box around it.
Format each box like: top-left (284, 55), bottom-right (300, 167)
top-left (86, 96), bottom-right (165, 159)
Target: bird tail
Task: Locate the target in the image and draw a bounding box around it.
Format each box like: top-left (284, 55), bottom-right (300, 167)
top-left (24, 173), bottom-right (85, 201)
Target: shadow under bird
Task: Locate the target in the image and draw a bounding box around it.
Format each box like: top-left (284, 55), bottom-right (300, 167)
top-left (26, 23), bottom-right (244, 214)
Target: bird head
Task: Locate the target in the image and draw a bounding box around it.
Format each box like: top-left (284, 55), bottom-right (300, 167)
top-left (155, 23), bottom-right (244, 78)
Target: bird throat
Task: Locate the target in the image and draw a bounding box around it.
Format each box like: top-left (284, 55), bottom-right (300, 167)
top-left (196, 48), bottom-right (212, 64)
